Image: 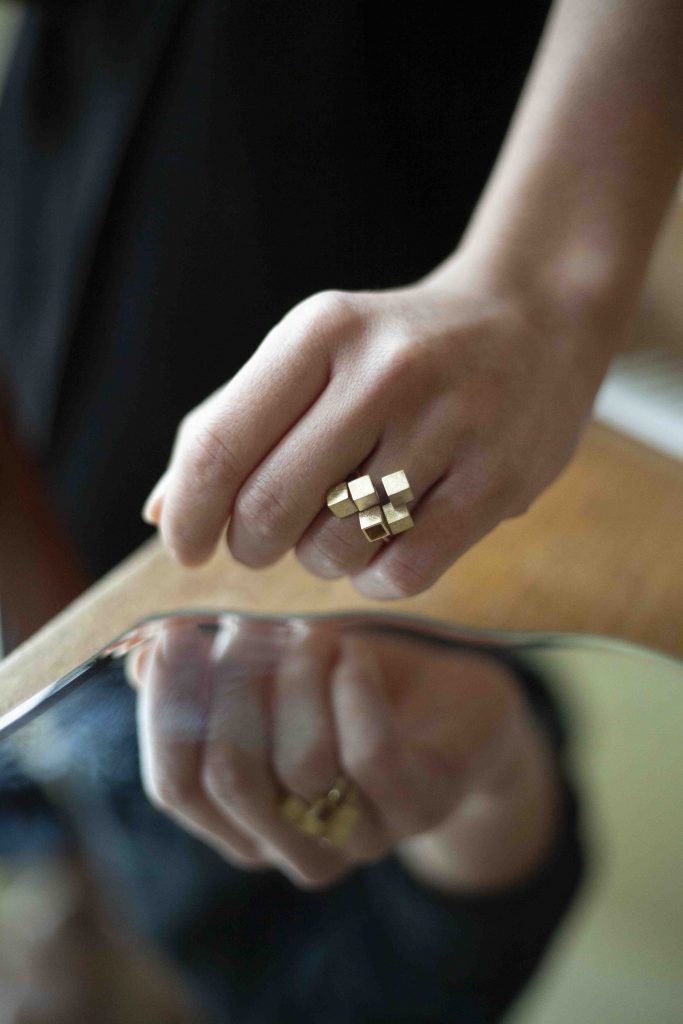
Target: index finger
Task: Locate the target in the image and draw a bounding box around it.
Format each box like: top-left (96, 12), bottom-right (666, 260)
top-left (156, 293), bottom-right (344, 566)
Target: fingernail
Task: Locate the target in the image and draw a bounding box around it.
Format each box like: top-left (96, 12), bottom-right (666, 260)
top-left (351, 567), bottom-right (403, 600)
top-left (141, 472), bottom-right (169, 525)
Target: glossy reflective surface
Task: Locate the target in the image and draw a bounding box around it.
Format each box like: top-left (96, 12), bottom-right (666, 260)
top-left (0, 611), bottom-right (681, 1023)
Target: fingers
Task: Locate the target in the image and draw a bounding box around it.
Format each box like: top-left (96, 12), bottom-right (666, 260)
top-left (201, 625), bottom-right (390, 888)
top-left (269, 631), bottom-right (340, 802)
top-left (137, 624), bottom-right (266, 867)
top-left (136, 618), bottom-right (397, 889)
top-left (331, 635), bottom-right (438, 840)
top-left (350, 447), bottom-right (512, 599)
top-left (138, 615), bottom-right (481, 890)
top-left (152, 292), bottom-right (357, 566)
top-left (269, 630), bottom-right (389, 867)
top-left (197, 629), bottom-right (350, 888)
top-left (295, 417), bottom-right (453, 581)
top-left (225, 378), bottom-right (382, 569)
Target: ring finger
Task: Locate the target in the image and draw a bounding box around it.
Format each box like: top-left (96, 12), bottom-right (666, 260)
top-left (270, 627), bottom-right (389, 867)
top-left (199, 621), bottom-right (356, 886)
top-left (296, 415), bottom-right (455, 581)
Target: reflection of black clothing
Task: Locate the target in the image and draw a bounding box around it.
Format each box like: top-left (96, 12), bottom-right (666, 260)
top-left (1, 653), bottom-right (585, 1024)
top-left (0, 0), bottom-right (550, 576)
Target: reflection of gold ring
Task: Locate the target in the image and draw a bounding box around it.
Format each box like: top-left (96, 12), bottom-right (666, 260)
top-left (278, 775), bottom-right (359, 849)
top-left (326, 470), bottom-right (414, 543)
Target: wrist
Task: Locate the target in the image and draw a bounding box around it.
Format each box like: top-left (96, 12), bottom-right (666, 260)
top-left (396, 704), bottom-right (563, 895)
top-left (420, 241), bottom-right (624, 389)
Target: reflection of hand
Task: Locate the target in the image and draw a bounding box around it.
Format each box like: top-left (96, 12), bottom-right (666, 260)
top-left (143, 270), bottom-right (602, 598)
top-left (133, 621), bottom-right (559, 891)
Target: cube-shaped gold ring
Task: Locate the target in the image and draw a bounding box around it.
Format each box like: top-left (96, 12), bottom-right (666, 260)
top-left (381, 470), bottom-right (414, 505)
top-left (382, 502), bottom-right (414, 535)
top-left (359, 505), bottom-right (390, 542)
top-left (348, 474), bottom-right (379, 511)
top-left (326, 482), bottom-right (357, 518)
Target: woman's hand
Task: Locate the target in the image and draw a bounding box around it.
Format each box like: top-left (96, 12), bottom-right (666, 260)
top-left (143, 262), bottom-right (609, 599)
top-left (132, 619), bottom-right (559, 892)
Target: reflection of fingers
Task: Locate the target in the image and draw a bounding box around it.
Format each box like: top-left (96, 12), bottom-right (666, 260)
top-left (137, 627), bottom-right (263, 864)
top-left (332, 635), bottom-right (433, 840)
top-left (271, 634), bottom-right (339, 801)
top-left (202, 651), bottom-right (351, 889)
top-left (271, 632), bottom-right (388, 865)
top-left (125, 644), bottom-right (152, 690)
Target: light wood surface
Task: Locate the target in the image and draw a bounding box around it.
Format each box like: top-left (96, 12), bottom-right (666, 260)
top-left (1, 422), bottom-right (682, 720)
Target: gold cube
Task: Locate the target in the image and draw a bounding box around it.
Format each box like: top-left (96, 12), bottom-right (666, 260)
top-left (383, 502), bottom-right (414, 535)
top-left (348, 474), bottom-right (379, 511)
top-left (298, 807), bottom-right (327, 837)
top-left (359, 505), bottom-right (390, 542)
top-left (326, 482), bottom-right (357, 518)
top-left (279, 793), bottom-right (308, 824)
top-left (382, 470), bottom-right (414, 505)
top-left (323, 804), bottom-right (359, 848)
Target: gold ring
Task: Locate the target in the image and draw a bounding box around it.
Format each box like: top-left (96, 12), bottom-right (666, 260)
top-left (326, 470), bottom-right (415, 542)
top-left (278, 774), bottom-right (359, 849)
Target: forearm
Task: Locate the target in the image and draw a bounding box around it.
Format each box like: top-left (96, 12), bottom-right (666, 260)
top-left (427, 0), bottom-right (683, 358)
top-left (396, 706), bottom-right (563, 895)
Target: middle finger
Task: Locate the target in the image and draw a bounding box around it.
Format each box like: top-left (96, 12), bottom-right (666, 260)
top-left (296, 417), bottom-right (453, 580)
top-left (200, 622), bottom-right (354, 886)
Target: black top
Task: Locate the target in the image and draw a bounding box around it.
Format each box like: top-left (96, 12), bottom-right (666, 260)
top-left (0, 0), bottom-right (550, 576)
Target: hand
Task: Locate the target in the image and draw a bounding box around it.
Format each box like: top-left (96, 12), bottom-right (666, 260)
top-left (132, 617), bottom-right (549, 891)
top-left (143, 261), bottom-right (607, 599)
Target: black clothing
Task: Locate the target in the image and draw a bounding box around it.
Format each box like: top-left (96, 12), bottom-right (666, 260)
top-left (0, 0), bottom-right (551, 576)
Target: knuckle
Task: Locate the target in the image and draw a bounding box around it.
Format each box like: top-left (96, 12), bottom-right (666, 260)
top-left (235, 473), bottom-right (295, 550)
top-left (146, 772), bottom-right (197, 811)
top-left (186, 421), bottom-right (241, 484)
top-left (201, 749), bottom-right (253, 803)
top-left (387, 339), bottom-right (418, 378)
top-left (300, 289), bottom-right (360, 337)
top-left (374, 337), bottom-right (423, 393)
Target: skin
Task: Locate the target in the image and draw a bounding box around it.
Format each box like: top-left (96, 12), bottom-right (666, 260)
top-left (0, 632), bottom-right (560, 1020)
top-left (131, 623), bottom-right (562, 894)
top-left (137, 0), bottom-right (683, 886)
top-left (143, 0), bottom-right (683, 601)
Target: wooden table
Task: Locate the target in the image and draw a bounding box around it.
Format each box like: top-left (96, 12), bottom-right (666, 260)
top-left (1, 421), bottom-right (682, 721)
